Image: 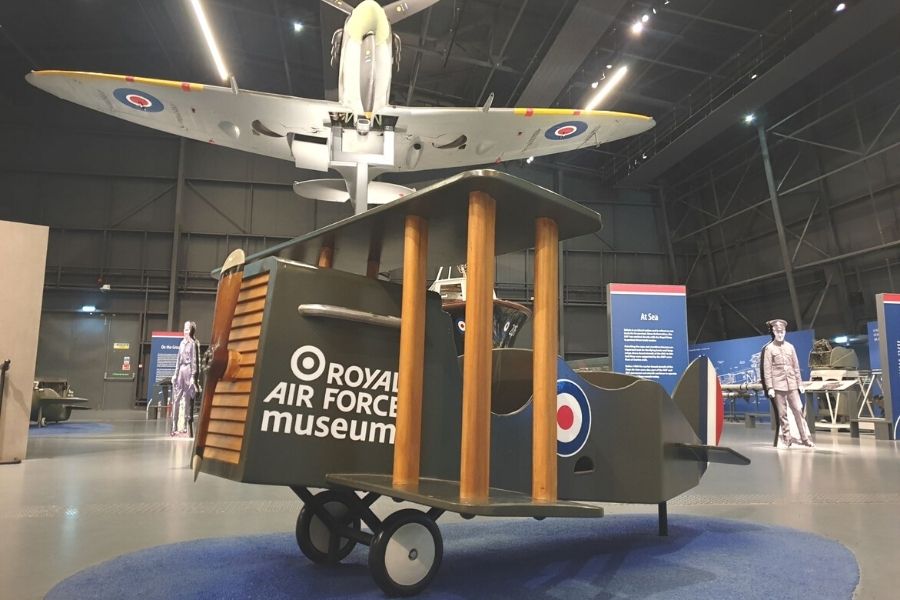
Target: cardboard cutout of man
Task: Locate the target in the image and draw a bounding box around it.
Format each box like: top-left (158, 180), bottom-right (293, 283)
top-left (171, 321), bottom-right (201, 437)
top-left (762, 319), bottom-right (814, 448)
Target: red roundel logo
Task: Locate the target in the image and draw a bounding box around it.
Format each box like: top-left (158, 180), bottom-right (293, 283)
top-left (126, 94), bottom-right (151, 108)
top-left (544, 120), bottom-right (588, 141)
top-left (113, 88), bottom-right (165, 113)
top-left (557, 378), bottom-right (591, 457)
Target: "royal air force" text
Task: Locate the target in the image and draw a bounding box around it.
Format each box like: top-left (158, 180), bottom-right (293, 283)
top-left (259, 345), bottom-right (398, 445)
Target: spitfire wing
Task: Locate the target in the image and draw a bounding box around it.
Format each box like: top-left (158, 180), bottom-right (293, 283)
top-left (26, 70), bottom-right (343, 162)
top-left (384, 107), bottom-right (655, 172)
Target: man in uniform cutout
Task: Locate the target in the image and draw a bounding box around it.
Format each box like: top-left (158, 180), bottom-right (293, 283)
top-left (762, 319), bottom-right (815, 449)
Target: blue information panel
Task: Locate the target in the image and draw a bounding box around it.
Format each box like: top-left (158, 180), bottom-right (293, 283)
top-left (146, 331), bottom-right (182, 402)
top-left (607, 283), bottom-right (688, 395)
top-left (689, 330), bottom-right (815, 417)
top-left (875, 294), bottom-right (900, 439)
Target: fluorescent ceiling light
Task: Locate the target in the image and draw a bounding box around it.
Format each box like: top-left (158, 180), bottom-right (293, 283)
top-left (631, 21), bottom-right (644, 34)
top-left (750, 73), bottom-right (758, 79)
top-left (833, 335), bottom-right (849, 344)
top-left (190, 0), bottom-right (230, 81)
top-left (585, 65), bottom-right (628, 110)
top-left (81, 305), bottom-right (96, 312)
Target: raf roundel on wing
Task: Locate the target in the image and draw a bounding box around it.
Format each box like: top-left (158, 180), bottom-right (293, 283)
top-left (544, 120), bottom-right (588, 141)
top-left (113, 88), bottom-right (165, 113)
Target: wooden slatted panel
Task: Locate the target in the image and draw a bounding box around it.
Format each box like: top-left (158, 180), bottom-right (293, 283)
top-left (232, 311), bottom-right (264, 328)
top-left (209, 420), bottom-right (247, 436)
top-left (234, 299), bottom-right (266, 316)
top-left (206, 433), bottom-right (243, 451)
top-left (205, 272), bottom-right (269, 465)
top-left (238, 283), bottom-right (268, 302)
top-left (205, 446), bottom-right (241, 465)
top-left (212, 394), bottom-right (250, 408)
top-left (216, 380), bottom-right (252, 394)
top-left (210, 406), bottom-right (248, 422)
top-left (229, 324), bottom-right (262, 342)
top-left (229, 339), bottom-right (261, 353)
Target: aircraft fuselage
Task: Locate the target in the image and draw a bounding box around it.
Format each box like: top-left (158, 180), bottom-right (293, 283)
top-left (337, 0), bottom-right (394, 120)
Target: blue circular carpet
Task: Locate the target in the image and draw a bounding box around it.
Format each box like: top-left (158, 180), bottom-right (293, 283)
top-left (29, 422), bottom-right (114, 437)
top-left (46, 514), bottom-right (858, 599)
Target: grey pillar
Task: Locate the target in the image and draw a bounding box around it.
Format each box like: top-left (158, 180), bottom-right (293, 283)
top-left (554, 169), bottom-right (566, 357)
top-left (166, 138), bottom-right (186, 330)
top-left (656, 187), bottom-right (679, 283)
top-left (757, 125), bottom-right (803, 329)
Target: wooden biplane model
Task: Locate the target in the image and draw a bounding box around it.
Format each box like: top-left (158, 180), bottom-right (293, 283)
top-left (192, 170), bottom-right (749, 596)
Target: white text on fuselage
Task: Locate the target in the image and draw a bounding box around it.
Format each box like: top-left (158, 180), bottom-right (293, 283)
top-left (259, 345), bottom-right (398, 445)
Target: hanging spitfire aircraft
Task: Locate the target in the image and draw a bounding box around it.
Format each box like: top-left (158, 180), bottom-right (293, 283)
top-left (26, 0), bottom-right (655, 214)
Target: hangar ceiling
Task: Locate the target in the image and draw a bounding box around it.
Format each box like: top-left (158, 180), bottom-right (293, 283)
top-left (0, 0), bottom-right (897, 187)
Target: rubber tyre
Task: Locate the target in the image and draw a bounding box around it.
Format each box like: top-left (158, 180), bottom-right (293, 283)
top-left (295, 490), bottom-right (360, 564)
top-left (368, 509), bottom-right (443, 597)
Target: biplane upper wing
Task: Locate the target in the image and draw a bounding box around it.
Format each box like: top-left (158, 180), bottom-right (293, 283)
top-left (384, 106), bottom-right (655, 172)
top-left (26, 70), bottom-right (343, 163)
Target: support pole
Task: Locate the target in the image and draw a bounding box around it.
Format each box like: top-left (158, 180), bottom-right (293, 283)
top-left (533, 217), bottom-right (558, 502)
top-left (757, 125), bottom-right (803, 329)
top-left (393, 215), bottom-right (428, 488)
top-left (460, 191), bottom-right (496, 502)
top-left (166, 138), bottom-right (186, 330)
top-left (658, 501), bottom-right (668, 536)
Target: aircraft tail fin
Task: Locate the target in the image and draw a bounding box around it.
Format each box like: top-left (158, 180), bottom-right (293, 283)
top-left (671, 357), bottom-right (724, 446)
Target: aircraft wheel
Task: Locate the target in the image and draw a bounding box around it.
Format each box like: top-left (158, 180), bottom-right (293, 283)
top-left (296, 490), bottom-right (360, 564)
top-left (368, 509), bottom-right (442, 597)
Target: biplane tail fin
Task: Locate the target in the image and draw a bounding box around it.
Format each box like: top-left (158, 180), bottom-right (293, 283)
top-left (671, 357), bottom-right (724, 446)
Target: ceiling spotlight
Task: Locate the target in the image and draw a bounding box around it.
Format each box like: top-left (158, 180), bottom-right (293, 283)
top-left (750, 73), bottom-right (758, 79)
top-left (652, 8), bottom-right (658, 14)
top-left (641, 152), bottom-right (647, 159)
top-left (293, 21), bottom-right (303, 32)
top-left (590, 81), bottom-right (599, 89)
top-left (81, 305), bottom-right (96, 313)
top-left (641, 14), bottom-right (650, 23)
top-left (743, 113), bottom-right (755, 124)
top-left (585, 65), bottom-right (628, 110)
top-left (526, 156), bottom-right (534, 164)
top-left (631, 21), bottom-right (644, 34)
top-left (835, 3), bottom-right (846, 12)
top-left (190, 0), bottom-right (230, 81)
top-left (606, 64), bottom-right (613, 69)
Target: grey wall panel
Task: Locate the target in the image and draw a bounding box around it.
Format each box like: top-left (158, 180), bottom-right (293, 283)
top-left (249, 186), bottom-right (316, 237)
top-left (36, 313), bottom-right (107, 409)
top-left (564, 305), bottom-right (607, 356)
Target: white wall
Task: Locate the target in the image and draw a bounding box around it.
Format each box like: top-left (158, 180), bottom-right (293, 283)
top-left (0, 220), bottom-right (48, 462)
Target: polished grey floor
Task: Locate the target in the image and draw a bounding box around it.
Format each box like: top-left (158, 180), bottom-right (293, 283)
top-left (2, 412), bottom-right (898, 599)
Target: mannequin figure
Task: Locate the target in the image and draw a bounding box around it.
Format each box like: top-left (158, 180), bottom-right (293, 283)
top-left (762, 319), bottom-right (814, 449)
top-left (171, 321), bottom-right (201, 437)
